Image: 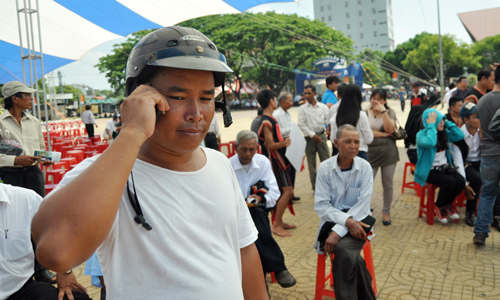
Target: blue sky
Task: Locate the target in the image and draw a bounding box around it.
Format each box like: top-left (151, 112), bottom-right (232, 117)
top-left (55, 0), bottom-right (500, 90)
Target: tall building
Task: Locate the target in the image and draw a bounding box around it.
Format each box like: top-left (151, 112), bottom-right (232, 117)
top-left (313, 0), bottom-right (395, 53)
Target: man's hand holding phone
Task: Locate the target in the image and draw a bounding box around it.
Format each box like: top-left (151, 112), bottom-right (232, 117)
top-left (119, 84), bottom-right (169, 144)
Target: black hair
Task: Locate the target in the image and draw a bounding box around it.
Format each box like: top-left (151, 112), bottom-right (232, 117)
top-left (370, 88), bottom-right (389, 109)
top-left (457, 76), bottom-right (467, 83)
top-left (326, 76), bottom-right (341, 86)
top-left (448, 82), bottom-right (456, 89)
top-left (257, 107), bottom-right (263, 116)
top-left (477, 68), bottom-right (493, 82)
top-left (448, 96), bottom-right (463, 108)
top-left (337, 83), bottom-right (348, 99)
top-left (304, 84), bottom-right (316, 92)
top-left (256, 89), bottom-right (276, 109)
top-left (436, 130), bottom-right (449, 152)
top-left (495, 65), bottom-right (500, 84)
top-left (336, 84), bottom-right (362, 128)
top-left (3, 92), bottom-right (23, 110)
top-left (85, 105), bottom-right (91, 110)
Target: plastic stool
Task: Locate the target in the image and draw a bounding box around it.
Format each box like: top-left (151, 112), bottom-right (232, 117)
top-left (45, 184), bottom-right (58, 195)
top-left (401, 162), bottom-right (421, 196)
top-left (315, 239), bottom-right (377, 300)
top-left (95, 143), bottom-right (109, 153)
top-left (219, 143), bottom-right (232, 157)
top-left (46, 169), bottom-right (66, 184)
top-left (419, 183), bottom-right (459, 225)
top-left (67, 150), bottom-right (84, 163)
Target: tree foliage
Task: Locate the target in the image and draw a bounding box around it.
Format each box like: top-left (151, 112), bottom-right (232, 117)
top-left (472, 34), bottom-right (500, 68)
top-left (401, 34), bottom-right (480, 82)
top-left (181, 12), bottom-right (352, 95)
top-left (358, 49), bottom-right (392, 86)
top-left (383, 32), bottom-right (433, 74)
top-left (95, 30), bottom-right (155, 95)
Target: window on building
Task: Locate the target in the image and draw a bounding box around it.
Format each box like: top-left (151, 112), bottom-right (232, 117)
top-left (360, 22), bottom-right (363, 27)
top-left (328, 4), bottom-right (331, 10)
top-left (348, 34), bottom-right (351, 38)
top-left (346, 12), bottom-right (350, 18)
top-left (321, 17), bottom-right (325, 22)
top-left (360, 33), bottom-right (364, 39)
top-left (358, 0), bottom-right (361, 4)
top-left (320, 6), bottom-right (324, 12)
top-left (374, 31), bottom-right (377, 37)
top-left (328, 15), bottom-right (332, 21)
top-left (373, 19), bottom-right (377, 25)
top-left (359, 10), bottom-right (362, 16)
top-left (372, 8), bottom-right (376, 14)
top-left (371, 0), bottom-right (375, 2)
top-left (345, 1), bottom-right (348, 7)
top-left (347, 23), bottom-right (350, 29)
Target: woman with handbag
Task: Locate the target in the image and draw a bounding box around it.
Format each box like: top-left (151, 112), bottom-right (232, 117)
top-left (329, 84), bottom-right (373, 161)
top-left (415, 109), bottom-right (466, 224)
top-left (365, 88), bottom-right (398, 226)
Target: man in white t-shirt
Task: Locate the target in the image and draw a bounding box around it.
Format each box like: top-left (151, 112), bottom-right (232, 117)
top-left (103, 116), bottom-right (118, 143)
top-left (31, 26), bottom-right (267, 300)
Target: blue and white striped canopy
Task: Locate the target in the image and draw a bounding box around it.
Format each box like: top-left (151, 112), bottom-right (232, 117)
top-left (0, 0), bottom-right (293, 84)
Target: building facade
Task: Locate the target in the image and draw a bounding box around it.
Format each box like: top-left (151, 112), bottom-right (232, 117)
top-left (313, 0), bottom-right (395, 53)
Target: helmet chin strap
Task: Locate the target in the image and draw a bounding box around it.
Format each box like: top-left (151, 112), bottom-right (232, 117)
top-left (215, 82), bottom-right (233, 128)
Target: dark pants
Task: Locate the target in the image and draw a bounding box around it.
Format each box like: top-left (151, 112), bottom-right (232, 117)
top-left (332, 235), bottom-right (376, 300)
top-left (426, 169), bottom-right (466, 208)
top-left (465, 162), bottom-right (481, 212)
top-left (305, 133), bottom-right (330, 190)
top-left (248, 207), bottom-right (287, 274)
top-left (85, 123), bottom-right (94, 138)
top-left (204, 132), bottom-right (219, 151)
top-left (400, 100), bottom-right (405, 112)
top-left (7, 279), bottom-right (91, 300)
top-left (0, 166), bottom-right (46, 197)
top-left (289, 164), bottom-right (296, 188)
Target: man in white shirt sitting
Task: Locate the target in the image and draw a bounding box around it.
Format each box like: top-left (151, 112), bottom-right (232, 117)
top-left (229, 130), bottom-right (296, 288)
top-left (0, 183), bottom-right (90, 300)
top-left (313, 124), bottom-right (376, 300)
top-left (103, 115), bottom-right (119, 144)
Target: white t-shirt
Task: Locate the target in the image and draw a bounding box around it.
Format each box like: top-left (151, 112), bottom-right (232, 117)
top-left (105, 120), bottom-right (116, 136)
top-left (0, 184), bottom-right (42, 300)
top-left (329, 111), bottom-right (374, 152)
top-left (57, 148), bottom-right (258, 300)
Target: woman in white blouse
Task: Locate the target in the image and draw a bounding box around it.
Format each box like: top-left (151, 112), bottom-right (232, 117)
top-left (329, 84), bottom-right (373, 161)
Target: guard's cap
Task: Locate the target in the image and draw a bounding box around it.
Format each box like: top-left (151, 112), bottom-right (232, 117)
top-left (460, 102), bottom-right (477, 120)
top-left (2, 81), bottom-right (36, 98)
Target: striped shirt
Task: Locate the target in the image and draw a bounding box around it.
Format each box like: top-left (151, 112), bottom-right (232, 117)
top-left (313, 155), bottom-right (373, 252)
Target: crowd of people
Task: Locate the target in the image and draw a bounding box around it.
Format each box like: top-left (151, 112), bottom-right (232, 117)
top-left (1, 24), bottom-right (500, 300)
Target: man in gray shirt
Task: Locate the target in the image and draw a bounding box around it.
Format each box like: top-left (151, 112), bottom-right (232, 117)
top-left (473, 66), bottom-right (500, 245)
top-left (81, 105), bottom-right (98, 138)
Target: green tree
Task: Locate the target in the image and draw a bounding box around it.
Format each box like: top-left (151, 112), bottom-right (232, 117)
top-left (473, 34), bottom-right (500, 68)
top-left (357, 49), bottom-right (391, 86)
top-left (383, 32), bottom-right (434, 73)
top-left (95, 30), bottom-right (156, 95)
top-left (402, 34), bottom-right (480, 83)
top-left (180, 12), bottom-right (353, 95)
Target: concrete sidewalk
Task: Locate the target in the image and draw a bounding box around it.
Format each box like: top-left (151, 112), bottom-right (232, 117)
top-left (75, 100), bottom-right (500, 299)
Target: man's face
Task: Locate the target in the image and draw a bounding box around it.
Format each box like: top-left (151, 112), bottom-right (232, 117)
top-left (13, 93), bottom-right (33, 110)
top-left (149, 67), bottom-right (215, 154)
top-left (281, 95), bottom-right (293, 110)
top-left (334, 129), bottom-right (360, 160)
top-left (465, 113), bottom-right (480, 130)
top-left (303, 88), bottom-right (316, 103)
top-left (328, 81), bottom-right (339, 92)
top-left (412, 86), bottom-right (419, 94)
top-left (451, 101), bottom-right (463, 115)
top-left (483, 72), bottom-right (495, 90)
top-left (458, 78), bottom-right (468, 90)
top-left (236, 138), bottom-right (257, 165)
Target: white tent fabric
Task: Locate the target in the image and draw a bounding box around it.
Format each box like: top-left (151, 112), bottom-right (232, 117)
top-left (0, 0), bottom-right (293, 84)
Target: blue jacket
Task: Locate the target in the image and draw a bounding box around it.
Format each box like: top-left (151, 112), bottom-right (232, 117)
top-left (414, 109), bottom-right (465, 186)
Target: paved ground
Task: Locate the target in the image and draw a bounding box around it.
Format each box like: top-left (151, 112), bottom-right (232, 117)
top-left (73, 100), bottom-right (500, 299)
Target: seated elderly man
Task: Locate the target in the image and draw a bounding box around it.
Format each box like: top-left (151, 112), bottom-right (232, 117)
top-left (0, 183), bottom-right (90, 300)
top-left (229, 130), bottom-right (296, 288)
top-left (313, 124), bottom-right (376, 300)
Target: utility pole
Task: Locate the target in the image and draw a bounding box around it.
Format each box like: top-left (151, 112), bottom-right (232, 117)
top-left (57, 70), bottom-right (63, 93)
top-left (437, 0), bottom-right (445, 104)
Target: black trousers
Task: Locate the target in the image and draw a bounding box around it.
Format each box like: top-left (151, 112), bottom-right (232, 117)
top-left (332, 235), bottom-right (376, 300)
top-left (204, 132), bottom-right (219, 151)
top-left (248, 207), bottom-right (287, 274)
top-left (0, 166), bottom-right (46, 197)
top-left (426, 169), bottom-right (466, 208)
top-left (85, 123), bottom-right (94, 138)
top-left (289, 164), bottom-right (296, 188)
top-left (7, 279), bottom-right (91, 300)
top-left (400, 100), bottom-right (405, 112)
top-left (465, 162), bottom-right (481, 212)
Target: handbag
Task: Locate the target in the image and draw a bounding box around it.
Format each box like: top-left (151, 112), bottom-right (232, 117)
top-left (391, 118), bottom-right (408, 140)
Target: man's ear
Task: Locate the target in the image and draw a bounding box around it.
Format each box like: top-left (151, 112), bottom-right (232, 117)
top-left (333, 138), bottom-right (339, 149)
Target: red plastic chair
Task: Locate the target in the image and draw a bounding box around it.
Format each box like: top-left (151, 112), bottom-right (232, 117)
top-left (315, 239), bottom-right (377, 300)
top-left (95, 142), bottom-right (109, 153)
top-left (67, 150), bottom-right (84, 164)
top-left (401, 162), bottom-right (421, 196)
top-left (419, 183), bottom-right (460, 225)
top-left (45, 184), bottom-right (58, 195)
top-left (46, 169), bottom-right (66, 184)
top-left (219, 143), bottom-right (232, 157)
